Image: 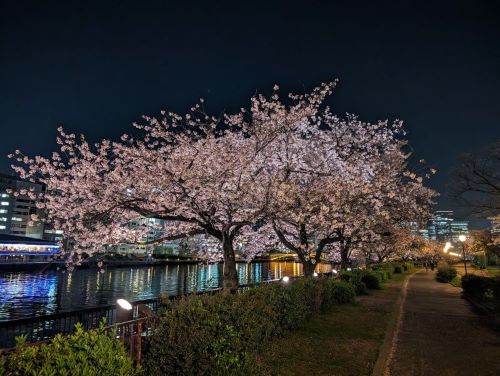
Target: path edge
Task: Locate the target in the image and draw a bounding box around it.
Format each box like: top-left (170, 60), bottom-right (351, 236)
top-left (372, 271), bottom-right (416, 376)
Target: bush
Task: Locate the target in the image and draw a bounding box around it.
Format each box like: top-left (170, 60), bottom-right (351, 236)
top-left (436, 264), bottom-right (457, 283)
top-left (143, 277), bottom-right (355, 375)
top-left (340, 270), bottom-right (381, 293)
top-left (461, 274), bottom-right (498, 304)
top-left (393, 265), bottom-right (403, 274)
top-left (361, 270), bottom-right (382, 290)
top-left (1, 323), bottom-right (138, 376)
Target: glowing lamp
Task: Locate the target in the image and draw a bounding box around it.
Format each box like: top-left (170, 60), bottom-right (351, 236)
top-left (282, 276), bottom-right (290, 283)
top-left (458, 235), bottom-right (466, 242)
top-left (117, 299), bottom-right (132, 310)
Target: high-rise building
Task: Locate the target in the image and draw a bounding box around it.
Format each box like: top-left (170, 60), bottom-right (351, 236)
top-left (0, 173), bottom-right (45, 239)
top-left (424, 210), bottom-right (468, 242)
top-left (489, 215), bottom-right (500, 241)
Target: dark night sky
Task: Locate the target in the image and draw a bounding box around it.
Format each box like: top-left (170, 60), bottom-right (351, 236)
top-left (1, 0), bottom-right (499, 225)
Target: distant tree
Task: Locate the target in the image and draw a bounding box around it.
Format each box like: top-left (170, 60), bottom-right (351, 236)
top-left (469, 229), bottom-right (500, 259)
top-left (450, 140), bottom-right (500, 217)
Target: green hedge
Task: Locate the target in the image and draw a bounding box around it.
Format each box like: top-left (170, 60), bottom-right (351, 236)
top-left (461, 274), bottom-right (500, 312)
top-left (436, 264), bottom-right (457, 283)
top-left (0, 323), bottom-right (138, 376)
top-left (340, 269), bottom-right (382, 292)
top-left (393, 265), bottom-right (403, 274)
top-left (142, 278), bottom-right (355, 375)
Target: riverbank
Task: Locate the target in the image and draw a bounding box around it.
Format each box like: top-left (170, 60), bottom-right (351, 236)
top-left (0, 257), bottom-right (277, 271)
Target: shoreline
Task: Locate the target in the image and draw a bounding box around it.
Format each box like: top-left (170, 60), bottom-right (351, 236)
top-left (0, 257), bottom-right (281, 271)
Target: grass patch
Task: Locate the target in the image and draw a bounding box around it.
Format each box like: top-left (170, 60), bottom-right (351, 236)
top-left (486, 267), bottom-right (500, 277)
top-left (253, 273), bottom-right (409, 376)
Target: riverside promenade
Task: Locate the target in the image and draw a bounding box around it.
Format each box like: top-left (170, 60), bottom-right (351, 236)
top-left (387, 270), bottom-right (500, 376)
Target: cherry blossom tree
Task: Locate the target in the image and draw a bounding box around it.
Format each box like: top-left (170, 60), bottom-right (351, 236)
top-left (242, 91), bottom-right (437, 274)
top-left (9, 82), bottom-right (337, 290)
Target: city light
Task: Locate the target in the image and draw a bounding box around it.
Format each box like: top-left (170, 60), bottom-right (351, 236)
top-left (458, 234), bottom-right (467, 242)
top-left (443, 242), bottom-right (452, 253)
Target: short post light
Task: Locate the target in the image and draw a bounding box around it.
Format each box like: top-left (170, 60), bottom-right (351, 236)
top-left (116, 298), bottom-right (133, 323)
top-left (282, 276), bottom-right (290, 283)
top-left (458, 235), bottom-right (468, 275)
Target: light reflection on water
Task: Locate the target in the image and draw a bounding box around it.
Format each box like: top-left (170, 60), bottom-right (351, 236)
top-left (0, 262), bottom-right (332, 321)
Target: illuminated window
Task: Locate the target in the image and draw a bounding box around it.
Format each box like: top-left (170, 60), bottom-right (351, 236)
top-left (1, 193), bottom-right (8, 198)
top-left (0, 225), bottom-right (5, 230)
top-left (0, 202), bottom-right (9, 206)
top-left (11, 217), bottom-right (23, 222)
top-left (0, 217), bottom-right (7, 222)
top-left (0, 209), bottom-right (7, 213)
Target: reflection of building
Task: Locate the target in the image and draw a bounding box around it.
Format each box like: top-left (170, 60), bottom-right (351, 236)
top-left (424, 210), bottom-right (468, 242)
top-left (0, 173), bottom-right (45, 239)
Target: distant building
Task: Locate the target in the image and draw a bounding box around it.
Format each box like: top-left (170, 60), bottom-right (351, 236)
top-left (0, 173), bottom-right (45, 239)
top-left (490, 216), bottom-right (500, 241)
top-left (424, 210), bottom-right (468, 242)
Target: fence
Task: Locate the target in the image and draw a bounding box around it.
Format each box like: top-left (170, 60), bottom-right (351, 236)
top-left (0, 274), bottom-right (330, 350)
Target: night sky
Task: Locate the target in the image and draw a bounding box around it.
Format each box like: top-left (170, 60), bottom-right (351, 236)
top-left (1, 0), bottom-right (499, 225)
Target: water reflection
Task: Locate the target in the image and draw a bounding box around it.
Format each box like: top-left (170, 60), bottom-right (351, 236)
top-left (0, 261), bottom-right (332, 321)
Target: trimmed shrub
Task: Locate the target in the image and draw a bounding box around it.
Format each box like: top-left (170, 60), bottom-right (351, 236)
top-left (436, 264), bottom-right (457, 283)
top-left (361, 270), bottom-right (382, 290)
top-left (374, 270), bottom-right (387, 282)
top-left (461, 274), bottom-right (496, 302)
top-left (340, 270), bottom-right (380, 293)
top-left (143, 278), bottom-right (355, 375)
top-left (1, 323), bottom-right (138, 375)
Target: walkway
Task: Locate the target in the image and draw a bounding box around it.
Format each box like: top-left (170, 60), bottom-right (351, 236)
top-left (388, 270), bottom-right (500, 376)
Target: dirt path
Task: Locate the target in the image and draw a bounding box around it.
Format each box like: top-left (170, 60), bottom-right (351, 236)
top-left (387, 270), bottom-right (500, 376)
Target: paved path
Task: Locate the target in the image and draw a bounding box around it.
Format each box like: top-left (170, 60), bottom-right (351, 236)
top-left (388, 270), bottom-right (500, 376)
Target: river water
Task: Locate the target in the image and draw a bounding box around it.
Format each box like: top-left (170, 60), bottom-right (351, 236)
top-left (0, 262), bottom-right (333, 321)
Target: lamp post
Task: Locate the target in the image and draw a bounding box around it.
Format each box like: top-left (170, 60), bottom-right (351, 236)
top-left (458, 235), bottom-right (468, 275)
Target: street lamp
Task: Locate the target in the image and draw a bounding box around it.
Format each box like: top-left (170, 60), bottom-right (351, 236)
top-left (458, 235), bottom-right (468, 275)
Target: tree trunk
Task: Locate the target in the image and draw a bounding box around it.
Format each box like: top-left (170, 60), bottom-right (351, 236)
top-left (340, 238), bottom-right (351, 269)
top-left (221, 234), bottom-right (239, 294)
top-left (303, 260), bottom-right (316, 277)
